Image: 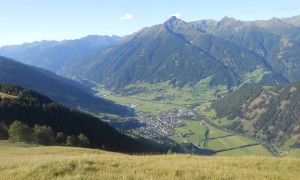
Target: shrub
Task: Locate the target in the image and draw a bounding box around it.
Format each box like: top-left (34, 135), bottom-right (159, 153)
top-left (33, 125), bottom-right (55, 145)
top-left (77, 133), bottom-right (90, 147)
top-left (8, 120), bottom-right (33, 143)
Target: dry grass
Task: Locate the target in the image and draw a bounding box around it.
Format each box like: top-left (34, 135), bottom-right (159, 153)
top-left (0, 141), bottom-right (300, 179)
top-left (0, 92), bottom-right (17, 99)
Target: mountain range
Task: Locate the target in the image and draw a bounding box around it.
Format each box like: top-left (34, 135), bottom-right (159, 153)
top-left (0, 35), bottom-right (120, 74)
top-left (59, 15), bottom-right (300, 90)
top-left (2, 16), bottom-right (300, 91)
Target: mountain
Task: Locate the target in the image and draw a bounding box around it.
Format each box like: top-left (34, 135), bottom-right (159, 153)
top-left (0, 35), bottom-right (121, 73)
top-left (212, 80), bottom-right (300, 148)
top-left (61, 16), bottom-right (300, 90)
top-left (0, 84), bottom-right (157, 153)
top-left (0, 56), bottom-right (133, 116)
top-left (212, 17), bottom-right (300, 82)
top-left (281, 15), bottom-right (300, 27)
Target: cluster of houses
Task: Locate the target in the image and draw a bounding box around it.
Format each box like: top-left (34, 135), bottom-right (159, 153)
top-left (129, 108), bottom-right (196, 140)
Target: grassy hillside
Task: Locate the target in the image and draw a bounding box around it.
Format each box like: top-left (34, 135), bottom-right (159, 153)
top-left (0, 140), bottom-right (299, 179)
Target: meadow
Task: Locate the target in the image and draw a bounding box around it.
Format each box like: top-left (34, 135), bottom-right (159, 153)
top-left (0, 141), bottom-right (299, 179)
top-left (169, 120), bottom-right (271, 156)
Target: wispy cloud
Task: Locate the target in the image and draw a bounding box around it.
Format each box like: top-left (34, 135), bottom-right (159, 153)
top-left (275, 4), bottom-right (299, 11)
top-left (119, 13), bottom-right (134, 21)
top-left (169, 12), bottom-right (182, 18)
top-left (241, 9), bottom-right (257, 14)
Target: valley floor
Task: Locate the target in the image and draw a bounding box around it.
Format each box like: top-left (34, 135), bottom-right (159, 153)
top-left (0, 141), bottom-right (300, 179)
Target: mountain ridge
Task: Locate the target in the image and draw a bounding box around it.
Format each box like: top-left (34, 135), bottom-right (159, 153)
top-left (0, 56), bottom-right (133, 116)
top-left (0, 35), bottom-right (121, 73)
top-left (59, 15), bottom-right (300, 90)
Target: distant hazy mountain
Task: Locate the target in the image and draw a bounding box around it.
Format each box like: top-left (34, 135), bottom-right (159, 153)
top-left (0, 56), bottom-right (133, 116)
top-left (63, 16), bottom-right (300, 89)
top-left (213, 80), bottom-right (300, 148)
top-left (0, 35), bottom-right (121, 73)
top-left (281, 15), bottom-right (300, 27)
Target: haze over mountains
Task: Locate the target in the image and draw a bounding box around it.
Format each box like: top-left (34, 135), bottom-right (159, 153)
top-left (0, 35), bottom-right (121, 74)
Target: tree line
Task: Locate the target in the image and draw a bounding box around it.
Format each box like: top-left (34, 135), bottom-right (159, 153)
top-left (8, 120), bottom-right (90, 147)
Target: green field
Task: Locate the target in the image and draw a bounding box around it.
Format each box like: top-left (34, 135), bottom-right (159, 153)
top-left (1, 141), bottom-right (300, 179)
top-left (169, 120), bottom-right (271, 156)
top-left (286, 149), bottom-right (300, 158)
top-left (105, 95), bottom-right (178, 114)
top-left (96, 78), bottom-right (229, 113)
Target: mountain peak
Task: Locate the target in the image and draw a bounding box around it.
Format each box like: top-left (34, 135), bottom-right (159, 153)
top-left (269, 17), bottom-right (282, 23)
top-left (218, 16), bottom-right (242, 27)
top-left (164, 16), bottom-right (186, 30)
top-left (220, 16), bottom-right (238, 23)
top-left (164, 16), bottom-right (181, 24)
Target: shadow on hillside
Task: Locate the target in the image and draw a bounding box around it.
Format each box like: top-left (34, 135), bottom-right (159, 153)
top-left (209, 134), bottom-right (234, 140)
top-left (214, 143), bottom-right (260, 153)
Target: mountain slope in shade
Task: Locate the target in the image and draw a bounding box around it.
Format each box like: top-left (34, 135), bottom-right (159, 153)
top-left (0, 56), bottom-right (133, 116)
top-left (0, 84), bottom-right (157, 153)
top-left (62, 16), bottom-right (300, 90)
top-left (0, 35), bottom-right (121, 73)
top-left (212, 80), bottom-right (300, 148)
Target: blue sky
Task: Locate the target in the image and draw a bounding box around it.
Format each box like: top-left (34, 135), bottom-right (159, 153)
top-left (0, 0), bottom-right (299, 46)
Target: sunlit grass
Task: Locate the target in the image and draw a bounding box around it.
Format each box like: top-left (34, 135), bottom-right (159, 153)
top-left (0, 141), bottom-right (299, 179)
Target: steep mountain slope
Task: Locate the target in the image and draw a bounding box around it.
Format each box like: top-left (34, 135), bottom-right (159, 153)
top-left (0, 84), bottom-right (156, 153)
top-left (254, 18), bottom-right (300, 42)
top-left (65, 17), bottom-right (293, 90)
top-left (212, 81), bottom-right (300, 148)
top-left (0, 35), bottom-right (120, 73)
top-left (72, 22), bottom-right (240, 88)
top-left (0, 56), bottom-right (133, 116)
top-left (212, 17), bottom-right (300, 82)
top-left (63, 16), bottom-right (300, 91)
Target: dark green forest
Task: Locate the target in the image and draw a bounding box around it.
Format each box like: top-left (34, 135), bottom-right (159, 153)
top-left (0, 84), bottom-right (158, 153)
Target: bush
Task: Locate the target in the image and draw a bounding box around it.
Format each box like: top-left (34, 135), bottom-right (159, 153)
top-left (8, 121), bottom-right (33, 143)
top-left (56, 132), bottom-right (66, 145)
top-left (167, 149), bottom-right (174, 155)
top-left (66, 135), bottom-right (78, 146)
top-left (77, 133), bottom-right (90, 147)
top-left (33, 125), bottom-right (55, 145)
